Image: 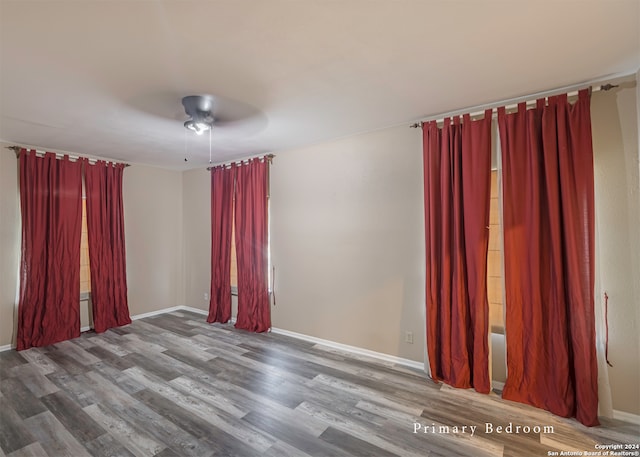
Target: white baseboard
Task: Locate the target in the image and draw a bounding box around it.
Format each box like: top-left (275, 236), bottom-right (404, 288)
top-left (491, 380), bottom-right (505, 391)
top-left (270, 326), bottom-right (424, 371)
top-left (175, 306), bottom-right (208, 316)
top-left (131, 306), bottom-right (185, 320)
top-left (613, 409), bottom-right (640, 425)
top-left (131, 305), bottom-right (209, 319)
top-left (0, 344), bottom-right (12, 352)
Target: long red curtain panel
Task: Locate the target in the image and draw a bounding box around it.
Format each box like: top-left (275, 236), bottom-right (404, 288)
top-left (17, 150), bottom-right (83, 350)
top-left (422, 111), bottom-right (492, 393)
top-left (84, 160), bottom-right (132, 333)
top-left (234, 159), bottom-right (271, 333)
top-left (208, 163), bottom-right (235, 324)
top-left (498, 90), bottom-right (599, 427)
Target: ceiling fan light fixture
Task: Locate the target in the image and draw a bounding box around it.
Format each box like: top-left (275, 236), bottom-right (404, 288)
top-left (182, 95), bottom-right (215, 135)
top-left (184, 118), bottom-right (212, 135)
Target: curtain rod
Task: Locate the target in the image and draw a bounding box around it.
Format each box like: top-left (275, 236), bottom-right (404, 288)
top-left (409, 83), bottom-right (619, 128)
top-left (206, 153), bottom-right (275, 171)
top-left (5, 145), bottom-right (130, 167)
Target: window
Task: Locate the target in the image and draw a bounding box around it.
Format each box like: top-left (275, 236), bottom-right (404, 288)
top-left (80, 198), bottom-right (91, 294)
top-left (487, 170), bottom-right (504, 333)
top-left (228, 179), bottom-right (271, 293)
top-left (230, 207), bottom-right (238, 288)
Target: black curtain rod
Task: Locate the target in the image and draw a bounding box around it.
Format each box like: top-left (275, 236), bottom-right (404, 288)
top-left (409, 83), bottom-right (619, 128)
top-left (6, 145), bottom-right (130, 167)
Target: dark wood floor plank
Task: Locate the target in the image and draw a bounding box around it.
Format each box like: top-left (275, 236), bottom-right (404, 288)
top-left (153, 447), bottom-right (181, 457)
top-left (85, 331), bottom-right (132, 357)
top-left (90, 360), bottom-right (146, 395)
top-left (143, 315), bottom-right (201, 337)
top-left (168, 375), bottom-right (248, 418)
top-left (0, 350), bottom-right (28, 375)
top-left (161, 348), bottom-right (220, 373)
top-left (9, 364), bottom-right (59, 398)
top-left (122, 352), bottom-right (182, 381)
top-left (45, 371), bottom-right (97, 407)
top-left (242, 410), bottom-right (350, 457)
top-left (211, 343), bottom-right (311, 386)
top-left (39, 391), bottom-right (106, 443)
top-left (124, 366), bottom-right (277, 453)
top-left (85, 346), bottom-right (137, 371)
top-left (133, 388), bottom-right (259, 457)
top-left (5, 441), bottom-right (48, 457)
top-left (11, 349), bottom-right (57, 376)
top-left (22, 411), bottom-right (91, 457)
top-left (144, 349), bottom-right (221, 383)
top-left (310, 372), bottom-right (426, 416)
top-left (41, 346), bottom-right (92, 375)
top-left (209, 356), bottom-right (307, 409)
top-left (120, 332), bottom-right (168, 353)
top-left (0, 402), bottom-right (36, 454)
top-left (243, 335), bottom-right (434, 394)
top-left (149, 330), bottom-right (216, 359)
top-left (295, 401), bottom-right (422, 457)
top-left (195, 331), bottom-right (252, 354)
top-left (319, 426), bottom-right (399, 457)
top-left (262, 441), bottom-right (315, 457)
top-left (83, 403), bottom-right (167, 456)
top-left (102, 395), bottom-right (216, 457)
top-left (52, 340), bottom-right (102, 366)
top-left (83, 433), bottom-right (137, 457)
top-left (0, 377), bottom-right (47, 419)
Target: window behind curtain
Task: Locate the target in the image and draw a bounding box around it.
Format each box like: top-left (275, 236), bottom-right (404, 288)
top-left (229, 191), bottom-right (271, 292)
top-left (230, 207), bottom-right (238, 288)
top-left (488, 170), bottom-right (504, 333)
top-left (80, 198), bottom-right (91, 294)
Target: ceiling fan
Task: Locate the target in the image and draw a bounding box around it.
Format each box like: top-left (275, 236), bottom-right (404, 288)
top-left (127, 90), bottom-right (268, 163)
top-left (181, 95), bottom-right (215, 135)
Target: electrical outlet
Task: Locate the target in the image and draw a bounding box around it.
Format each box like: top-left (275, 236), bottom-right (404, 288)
top-left (405, 331), bottom-right (413, 344)
top-left (204, 292), bottom-right (209, 301)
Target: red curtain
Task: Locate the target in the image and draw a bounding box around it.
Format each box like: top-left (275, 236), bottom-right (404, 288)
top-left (422, 112), bottom-right (492, 393)
top-left (17, 150), bottom-right (83, 350)
top-left (498, 90), bottom-right (598, 426)
top-left (84, 160), bottom-right (131, 333)
top-left (208, 164), bottom-right (235, 324)
top-left (234, 159), bottom-right (270, 332)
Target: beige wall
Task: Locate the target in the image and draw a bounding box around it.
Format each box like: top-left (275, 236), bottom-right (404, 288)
top-left (592, 82), bottom-right (640, 416)
top-left (180, 127), bottom-right (427, 365)
top-left (269, 125), bottom-right (426, 362)
top-left (182, 168), bottom-right (211, 313)
top-left (0, 144), bottom-right (20, 347)
top-left (180, 130), bottom-right (428, 365)
top-left (123, 165), bottom-right (184, 315)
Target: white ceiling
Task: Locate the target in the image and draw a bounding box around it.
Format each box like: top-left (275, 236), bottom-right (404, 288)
top-left (1, 1), bottom-right (638, 170)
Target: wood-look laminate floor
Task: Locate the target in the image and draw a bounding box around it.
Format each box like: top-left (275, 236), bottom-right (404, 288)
top-left (1, 311), bottom-right (637, 457)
